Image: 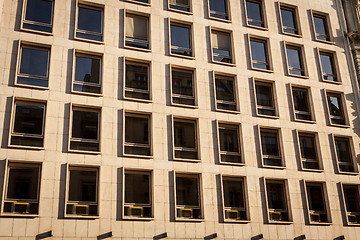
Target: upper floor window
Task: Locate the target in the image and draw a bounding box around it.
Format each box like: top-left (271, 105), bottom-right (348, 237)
top-left (254, 80), bottom-right (277, 117)
top-left (305, 181), bottom-right (331, 224)
top-left (208, 0), bottom-right (230, 21)
top-left (173, 117), bottom-right (199, 161)
top-left (291, 86), bottom-right (314, 122)
top-left (2, 162), bottom-right (41, 216)
top-left (124, 112), bottom-right (151, 157)
top-left (245, 0), bottom-right (266, 28)
top-left (211, 29), bottom-right (233, 64)
top-left (124, 170), bottom-right (152, 219)
top-left (65, 165), bottom-right (99, 217)
top-left (127, 0), bottom-right (150, 5)
top-left (222, 176), bottom-right (248, 222)
top-left (333, 136), bottom-right (357, 174)
top-left (214, 74), bottom-right (238, 112)
top-left (125, 12), bottom-right (150, 50)
top-left (76, 2), bottom-right (104, 42)
top-left (17, 42), bottom-right (50, 88)
top-left (73, 50), bottom-right (102, 95)
top-left (297, 131), bottom-right (321, 171)
top-left (342, 184), bottom-right (360, 225)
top-left (124, 59), bottom-right (150, 101)
top-left (265, 179), bottom-right (292, 223)
top-left (312, 11), bottom-right (332, 42)
top-left (175, 173), bottom-right (203, 220)
top-left (218, 122), bottom-right (242, 165)
top-left (69, 105), bottom-right (101, 153)
top-left (171, 66), bottom-right (196, 107)
top-left (249, 36), bottom-right (272, 71)
top-left (168, 0), bottom-right (191, 13)
top-left (259, 127), bottom-right (283, 168)
top-left (22, 0), bottom-right (54, 33)
top-left (285, 43), bottom-right (307, 77)
top-left (326, 91), bottom-right (348, 126)
top-left (9, 98), bottom-right (46, 149)
top-left (279, 3), bottom-right (300, 36)
top-left (318, 50), bottom-right (339, 83)
top-left (170, 21), bottom-right (193, 57)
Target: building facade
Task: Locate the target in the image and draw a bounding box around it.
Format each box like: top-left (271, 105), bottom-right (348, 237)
top-left (0, 0), bottom-right (360, 239)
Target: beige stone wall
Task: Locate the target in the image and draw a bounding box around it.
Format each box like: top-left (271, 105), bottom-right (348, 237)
top-left (0, 0), bottom-right (360, 239)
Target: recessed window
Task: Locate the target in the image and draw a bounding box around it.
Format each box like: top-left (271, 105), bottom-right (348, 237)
top-left (69, 105), bottom-right (100, 153)
top-left (2, 162), bottom-right (41, 216)
top-left (334, 136), bottom-right (357, 173)
top-left (22, 0), bottom-right (54, 33)
top-left (291, 86), bottom-right (314, 122)
top-left (65, 166), bottom-right (99, 217)
top-left (171, 67), bottom-right (196, 106)
top-left (254, 80), bottom-right (277, 117)
top-left (218, 122), bottom-right (242, 164)
top-left (312, 11), bottom-right (331, 42)
top-left (279, 4), bottom-right (300, 35)
top-left (318, 50), bottom-right (338, 83)
top-left (124, 112), bottom-right (151, 157)
top-left (127, 0), bottom-right (149, 5)
top-left (326, 91), bottom-right (347, 126)
top-left (265, 179), bottom-right (291, 223)
top-left (125, 12), bottom-right (149, 50)
top-left (214, 74), bottom-right (238, 112)
top-left (73, 51), bottom-right (102, 95)
top-left (305, 182), bottom-right (331, 224)
top-left (10, 99), bottom-right (46, 148)
top-left (170, 22), bottom-right (192, 57)
top-left (173, 117), bottom-right (199, 160)
top-left (17, 43), bottom-right (50, 88)
top-left (222, 176), bottom-right (248, 221)
top-left (245, 0), bottom-right (265, 28)
top-left (285, 43), bottom-right (307, 77)
top-left (124, 60), bottom-right (150, 101)
top-left (208, 0), bottom-right (229, 20)
top-left (175, 173), bottom-right (203, 220)
top-left (168, 0), bottom-right (191, 12)
top-left (76, 3), bottom-right (103, 42)
top-left (342, 184), bottom-right (360, 225)
top-left (297, 132), bottom-right (321, 170)
top-left (124, 170), bottom-right (152, 219)
top-left (211, 29), bottom-right (233, 64)
top-left (259, 127), bottom-right (283, 167)
top-left (249, 37), bottom-right (271, 71)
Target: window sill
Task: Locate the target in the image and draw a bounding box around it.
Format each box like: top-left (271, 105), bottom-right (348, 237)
top-left (20, 27), bottom-right (53, 36)
top-left (173, 158), bottom-right (201, 163)
top-left (123, 153), bottom-right (153, 159)
top-left (322, 79), bottom-right (342, 85)
top-left (293, 119), bottom-right (316, 124)
top-left (256, 114), bottom-right (279, 119)
top-left (171, 103), bottom-right (198, 109)
top-left (8, 144), bottom-right (44, 151)
top-left (215, 108), bottom-right (240, 114)
top-left (329, 123), bottom-right (350, 128)
top-left (14, 82), bottom-right (49, 90)
top-left (124, 0), bottom-right (151, 6)
top-left (1, 213), bottom-right (39, 218)
top-left (287, 73), bottom-right (309, 79)
top-left (246, 24), bottom-right (268, 31)
top-left (211, 60), bottom-right (235, 67)
top-left (347, 222), bottom-right (360, 226)
top-left (250, 67), bottom-right (274, 73)
top-left (71, 90), bottom-right (103, 97)
top-left (124, 45), bottom-right (151, 52)
top-left (223, 219), bottom-right (250, 224)
top-left (170, 52), bottom-right (195, 60)
top-left (281, 32), bottom-right (302, 38)
top-left (123, 216), bottom-right (154, 221)
top-left (68, 149), bottom-right (101, 155)
top-left (268, 220), bottom-right (293, 225)
top-left (123, 97), bottom-right (152, 103)
top-left (175, 217), bottom-right (204, 222)
top-left (308, 221), bottom-right (332, 226)
top-left (219, 161), bottom-right (245, 167)
top-left (301, 168), bottom-right (324, 173)
top-left (262, 165), bottom-right (286, 170)
top-left (208, 16), bottom-right (231, 23)
top-left (64, 214), bottom-right (99, 219)
top-left (168, 7), bottom-right (193, 15)
top-left (314, 39), bottom-right (335, 45)
top-left (74, 36), bottom-right (104, 45)
top-left (337, 171), bottom-right (359, 175)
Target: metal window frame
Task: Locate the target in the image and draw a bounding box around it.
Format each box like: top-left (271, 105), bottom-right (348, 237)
top-left (213, 71), bottom-right (240, 113)
top-left (289, 84), bottom-right (316, 123)
top-left (331, 134), bottom-right (358, 175)
top-left (248, 35), bottom-right (273, 72)
top-left (244, 0), bottom-right (268, 30)
top-left (324, 90), bottom-right (349, 128)
top-left (295, 130), bottom-right (323, 172)
top-left (21, 0), bottom-right (54, 35)
top-left (283, 42), bottom-right (308, 78)
top-left (253, 78), bottom-right (279, 119)
top-left (170, 64), bottom-right (197, 108)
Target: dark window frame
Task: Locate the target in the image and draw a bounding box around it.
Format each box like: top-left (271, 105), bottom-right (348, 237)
top-left (249, 35), bottom-right (273, 72)
top-left (317, 49), bottom-right (340, 84)
top-left (208, 0), bottom-right (231, 21)
top-left (244, 0), bottom-right (267, 29)
top-left (254, 79), bottom-right (278, 118)
top-left (217, 121), bottom-right (243, 165)
top-left (258, 126), bottom-right (284, 168)
top-left (168, 0), bottom-right (191, 13)
top-left (325, 90), bottom-right (348, 127)
top-left (311, 10), bottom-right (333, 43)
top-left (278, 3), bottom-right (301, 36)
top-left (211, 27), bottom-right (234, 65)
top-left (290, 85), bottom-right (315, 123)
top-left (213, 73), bottom-right (239, 113)
top-left (296, 131), bottom-right (322, 171)
top-left (75, 2), bottom-right (104, 43)
top-left (332, 135), bottom-right (358, 174)
top-left (124, 58), bottom-right (151, 102)
top-left (21, 0), bottom-right (54, 34)
top-left (284, 42), bottom-right (308, 78)
top-left (341, 184), bottom-right (360, 225)
top-left (124, 11), bottom-right (150, 50)
top-left (170, 65), bottom-right (197, 107)
top-left (169, 20), bottom-right (194, 58)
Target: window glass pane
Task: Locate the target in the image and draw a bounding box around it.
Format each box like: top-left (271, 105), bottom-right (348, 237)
top-left (176, 176), bottom-right (199, 206)
top-left (78, 6), bottom-right (102, 34)
top-left (286, 46), bottom-right (303, 75)
top-left (14, 103), bottom-right (44, 135)
top-left (125, 115), bottom-right (149, 144)
top-left (7, 167), bottom-right (39, 200)
top-left (266, 182), bottom-right (286, 210)
top-left (125, 63), bottom-right (149, 90)
top-left (72, 110), bottom-right (99, 140)
top-left (169, 0), bottom-right (190, 12)
top-left (246, 0), bottom-right (263, 27)
top-left (320, 53), bottom-right (336, 81)
top-left (174, 121), bottom-right (196, 148)
top-left (223, 179), bottom-right (244, 208)
top-left (313, 15), bottom-right (329, 41)
top-left (20, 47), bottom-right (49, 78)
top-left (171, 24), bottom-right (191, 56)
top-left (292, 88), bottom-right (309, 112)
top-left (209, 0), bottom-right (228, 19)
top-left (250, 39), bottom-right (268, 69)
top-left (335, 138), bottom-right (351, 163)
top-left (255, 83), bottom-right (273, 107)
top-left (343, 185), bottom-right (360, 212)
top-left (69, 170), bottom-right (97, 202)
top-left (219, 126), bottom-right (239, 152)
top-left (327, 95), bottom-right (342, 117)
top-left (25, 0), bottom-right (52, 24)
top-left (215, 77), bottom-right (235, 102)
top-left (172, 70), bottom-right (193, 96)
top-left (125, 173), bottom-right (150, 204)
top-left (299, 134), bottom-right (316, 159)
top-left (75, 56), bottom-right (100, 84)
top-left (281, 7), bottom-right (297, 34)
top-left (261, 130), bottom-right (279, 156)
top-left (133, 0), bottom-right (149, 3)
top-left (306, 184), bottom-right (325, 211)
